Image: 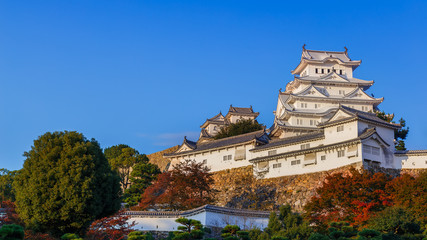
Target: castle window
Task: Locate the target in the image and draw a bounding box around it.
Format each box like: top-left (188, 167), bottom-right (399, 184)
top-left (273, 163), bottom-right (282, 168)
top-left (310, 120), bottom-right (315, 126)
top-left (338, 150), bottom-right (345, 158)
top-left (339, 90), bottom-right (345, 95)
top-left (297, 119), bottom-right (303, 125)
top-left (301, 143), bottom-right (310, 150)
top-left (315, 68), bottom-right (319, 74)
top-left (327, 69), bottom-right (330, 73)
top-left (315, 104), bottom-right (320, 109)
top-left (300, 103), bottom-right (307, 108)
top-left (340, 70), bottom-right (343, 75)
top-left (268, 150), bottom-right (277, 156)
top-left (223, 155), bottom-right (232, 161)
top-left (291, 160), bottom-right (301, 166)
top-left (321, 155), bottom-right (326, 161)
top-left (337, 125), bottom-right (344, 132)
top-left (321, 69), bottom-right (325, 74)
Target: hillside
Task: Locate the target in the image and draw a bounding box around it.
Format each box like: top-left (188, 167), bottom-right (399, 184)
top-left (147, 145), bottom-right (179, 171)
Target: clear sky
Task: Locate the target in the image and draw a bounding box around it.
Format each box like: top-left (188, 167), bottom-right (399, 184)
top-left (1, 0), bottom-right (427, 171)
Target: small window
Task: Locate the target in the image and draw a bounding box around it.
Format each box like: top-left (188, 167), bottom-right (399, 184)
top-left (321, 155), bottom-right (326, 161)
top-left (223, 155), bottom-right (232, 161)
top-left (339, 90), bottom-right (345, 95)
top-left (315, 104), bottom-right (320, 109)
top-left (338, 150), bottom-right (345, 158)
top-left (291, 160), bottom-right (301, 166)
top-left (333, 69), bottom-right (336, 73)
top-left (327, 69), bottom-right (330, 73)
top-left (273, 163), bottom-right (281, 168)
top-left (337, 125), bottom-right (344, 132)
top-left (300, 103), bottom-right (307, 108)
top-left (268, 150), bottom-right (277, 156)
top-left (315, 68), bottom-right (319, 74)
top-left (301, 143), bottom-right (310, 150)
top-left (310, 120), bottom-right (315, 126)
top-left (297, 119), bottom-right (303, 125)
top-left (340, 70), bottom-right (343, 75)
top-left (321, 69), bottom-right (325, 74)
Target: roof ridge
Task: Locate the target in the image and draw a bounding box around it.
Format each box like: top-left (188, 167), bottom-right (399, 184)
top-left (197, 129), bottom-right (265, 145)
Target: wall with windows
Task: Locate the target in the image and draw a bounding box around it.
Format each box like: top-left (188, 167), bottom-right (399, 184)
top-left (303, 62), bottom-right (354, 78)
top-left (395, 153), bottom-right (427, 169)
top-left (254, 143), bottom-right (363, 178)
top-left (323, 121), bottom-right (358, 145)
top-left (169, 143), bottom-right (256, 172)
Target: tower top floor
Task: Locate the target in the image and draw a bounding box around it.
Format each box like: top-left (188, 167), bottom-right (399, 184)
top-left (291, 46), bottom-right (361, 79)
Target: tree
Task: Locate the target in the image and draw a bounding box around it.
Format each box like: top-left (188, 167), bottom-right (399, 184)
top-left (0, 169), bottom-right (17, 202)
top-left (0, 224), bottom-right (24, 240)
top-left (23, 230), bottom-right (56, 240)
top-left (221, 225), bottom-right (249, 240)
top-left (386, 172), bottom-right (427, 226)
top-left (172, 218), bottom-right (210, 240)
top-left (265, 205), bottom-right (313, 240)
top-left (13, 131), bottom-right (121, 236)
top-left (304, 168), bottom-right (392, 229)
top-left (85, 212), bottom-right (135, 240)
top-left (127, 231), bottom-right (154, 240)
top-left (139, 160), bottom-right (214, 210)
top-left (0, 201), bottom-right (20, 227)
top-left (368, 207), bottom-right (421, 236)
top-left (214, 119), bottom-right (264, 140)
top-left (375, 111), bottom-right (409, 150)
top-left (123, 160), bottom-right (160, 208)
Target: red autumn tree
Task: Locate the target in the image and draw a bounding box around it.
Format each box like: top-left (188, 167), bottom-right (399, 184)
top-left (304, 168), bottom-right (393, 229)
top-left (85, 211), bottom-right (135, 240)
top-left (24, 230), bottom-right (56, 240)
top-left (139, 159), bottom-right (214, 210)
top-left (386, 171), bottom-right (427, 225)
top-left (0, 201), bottom-right (20, 226)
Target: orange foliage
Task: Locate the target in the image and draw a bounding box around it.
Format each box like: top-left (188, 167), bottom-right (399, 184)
top-left (85, 211), bottom-right (135, 240)
top-left (139, 159), bottom-right (214, 210)
top-left (0, 201), bottom-right (21, 226)
top-left (304, 168), bottom-right (392, 228)
top-left (24, 230), bottom-right (56, 240)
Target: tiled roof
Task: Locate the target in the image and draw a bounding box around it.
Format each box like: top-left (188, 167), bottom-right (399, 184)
top-left (302, 49), bottom-right (358, 63)
top-left (251, 132), bottom-right (324, 152)
top-left (229, 105), bottom-right (255, 114)
top-left (395, 150), bottom-right (427, 155)
top-left (318, 105), bottom-right (400, 129)
top-left (164, 130), bottom-right (268, 157)
top-left (296, 75), bottom-right (373, 85)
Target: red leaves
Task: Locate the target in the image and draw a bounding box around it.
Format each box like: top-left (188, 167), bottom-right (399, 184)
top-left (304, 168), bottom-right (392, 228)
top-left (85, 211), bottom-right (135, 240)
top-left (0, 201), bottom-right (20, 226)
top-left (138, 160), bottom-right (214, 210)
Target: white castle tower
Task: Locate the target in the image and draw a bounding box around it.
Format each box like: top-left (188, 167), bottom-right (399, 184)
top-left (270, 45), bottom-right (384, 139)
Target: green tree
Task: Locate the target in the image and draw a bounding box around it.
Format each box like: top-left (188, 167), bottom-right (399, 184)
top-left (123, 159), bottom-right (160, 207)
top-left (357, 229), bottom-right (381, 240)
top-left (13, 131), bottom-right (121, 236)
top-left (61, 233), bottom-right (83, 240)
top-left (127, 231), bottom-right (154, 240)
top-left (221, 225), bottom-right (249, 240)
top-left (173, 218), bottom-right (210, 240)
top-left (0, 169), bottom-right (17, 202)
top-left (0, 224), bottom-right (24, 240)
top-left (369, 207), bottom-right (421, 236)
top-left (375, 111), bottom-right (409, 150)
top-left (265, 205), bottom-right (312, 240)
top-left (214, 119), bottom-right (263, 139)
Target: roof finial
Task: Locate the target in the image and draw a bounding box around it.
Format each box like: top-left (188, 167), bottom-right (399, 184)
top-left (279, 88), bottom-right (282, 93)
top-left (250, 105), bottom-right (253, 110)
top-left (302, 44), bottom-right (306, 50)
top-left (344, 46), bottom-right (348, 54)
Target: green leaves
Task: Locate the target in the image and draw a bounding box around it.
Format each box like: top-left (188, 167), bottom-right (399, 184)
top-left (214, 119), bottom-right (263, 139)
top-left (13, 131), bottom-right (121, 236)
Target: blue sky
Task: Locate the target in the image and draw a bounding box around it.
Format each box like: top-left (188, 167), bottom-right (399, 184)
top-left (1, 1), bottom-right (427, 170)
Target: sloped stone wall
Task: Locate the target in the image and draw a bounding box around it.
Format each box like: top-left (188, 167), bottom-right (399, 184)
top-left (211, 163), bottom-right (425, 212)
top-left (147, 145), bottom-right (179, 172)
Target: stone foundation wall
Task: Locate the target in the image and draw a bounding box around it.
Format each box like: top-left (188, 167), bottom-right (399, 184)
top-left (211, 163), bottom-right (424, 212)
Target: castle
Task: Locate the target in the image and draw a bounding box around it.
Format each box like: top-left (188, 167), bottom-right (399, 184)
top-left (164, 47), bottom-right (427, 178)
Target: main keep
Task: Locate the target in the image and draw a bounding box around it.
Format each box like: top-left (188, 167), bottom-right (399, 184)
top-left (164, 47), bottom-right (427, 178)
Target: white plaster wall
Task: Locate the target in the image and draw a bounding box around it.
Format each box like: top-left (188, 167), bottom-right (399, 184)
top-left (257, 143), bottom-right (362, 179)
top-left (323, 121), bottom-right (358, 145)
top-left (170, 143), bottom-right (255, 172)
top-left (396, 154), bottom-right (427, 169)
top-left (250, 138), bottom-right (325, 159)
top-left (129, 211), bottom-right (269, 232)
